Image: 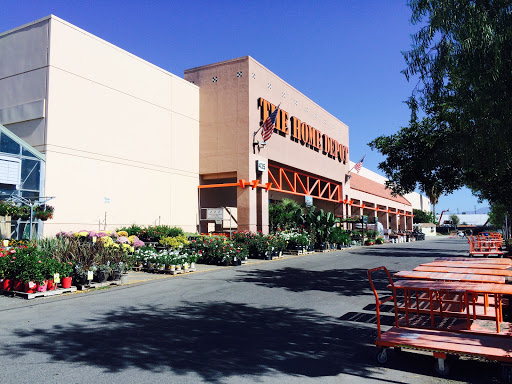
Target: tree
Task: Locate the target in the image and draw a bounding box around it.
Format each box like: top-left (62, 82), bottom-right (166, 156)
top-left (449, 214), bottom-right (460, 229)
top-left (371, 1), bottom-right (512, 219)
top-left (413, 209), bottom-right (436, 223)
top-left (403, 0), bottom-right (512, 213)
top-left (369, 111), bottom-right (464, 217)
top-left (488, 203), bottom-right (510, 237)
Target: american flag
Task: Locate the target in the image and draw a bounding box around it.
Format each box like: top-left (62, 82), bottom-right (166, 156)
top-left (261, 105), bottom-right (280, 142)
top-left (354, 155), bottom-right (366, 173)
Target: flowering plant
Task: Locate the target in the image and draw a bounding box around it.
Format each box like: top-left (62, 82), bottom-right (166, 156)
top-left (35, 205), bottom-right (54, 220)
top-left (159, 234), bottom-right (189, 249)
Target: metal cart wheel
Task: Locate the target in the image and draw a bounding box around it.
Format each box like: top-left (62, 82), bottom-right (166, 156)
top-left (376, 348), bottom-right (388, 364)
top-left (435, 358), bottom-right (450, 376)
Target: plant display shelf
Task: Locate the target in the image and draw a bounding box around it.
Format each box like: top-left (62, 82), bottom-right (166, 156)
top-left (75, 280), bottom-right (122, 290)
top-left (1, 286), bottom-right (77, 300)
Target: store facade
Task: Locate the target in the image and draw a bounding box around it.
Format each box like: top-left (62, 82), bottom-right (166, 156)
top-left (185, 56), bottom-right (415, 234)
top-left (0, 16), bottom-right (421, 238)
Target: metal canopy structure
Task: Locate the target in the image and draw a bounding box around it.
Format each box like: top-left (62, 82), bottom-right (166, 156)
top-left (267, 164), bottom-right (342, 203)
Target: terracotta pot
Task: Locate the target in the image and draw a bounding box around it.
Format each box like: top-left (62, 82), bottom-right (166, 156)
top-left (61, 276), bottom-right (72, 289)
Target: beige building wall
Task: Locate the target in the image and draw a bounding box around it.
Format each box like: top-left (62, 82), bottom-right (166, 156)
top-left (186, 56), bottom-right (350, 233)
top-left (0, 16), bottom-right (199, 235)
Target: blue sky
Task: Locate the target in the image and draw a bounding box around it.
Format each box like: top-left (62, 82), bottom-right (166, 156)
top-left (1, 0), bottom-right (488, 213)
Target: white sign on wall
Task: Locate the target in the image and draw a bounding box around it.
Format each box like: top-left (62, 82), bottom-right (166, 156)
top-left (206, 208), bottom-right (223, 220)
top-left (305, 195), bottom-right (313, 207)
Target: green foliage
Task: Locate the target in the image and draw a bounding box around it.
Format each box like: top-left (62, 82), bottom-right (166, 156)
top-left (329, 227), bottom-right (351, 245)
top-left (368, 115), bottom-right (464, 217)
top-left (159, 234), bottom-right (189, 249)
top-left (488, 203), bottom-right (509, 227)
top-left (116, 225), bottom-right (185, 242)
top-left (449, 214), bottom-right (460, 228)
top-left (302, 207), bottom-right (338, 244)
top-left (380, 1), bottom-right (512, 216)
top-left (117, 224), bottom-right (144, 236)
top-left (269, 198), bottom-right (304, 232)
top-left (413, 209), bottom-right (436, 223)
top-left (0, 200), bottom-right (18, 217)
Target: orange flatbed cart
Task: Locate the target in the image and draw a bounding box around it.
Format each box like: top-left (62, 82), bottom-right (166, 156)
top-left (414, 265), bottom-right (512, 277)
top-left (367, 266), bottom-right (512, 380)
top-left (420, 261), bottom-right (512, 269)
top-left (435, 257), bottom-right (512, 264)
top-left (394, 270), bottom-right (506, 284)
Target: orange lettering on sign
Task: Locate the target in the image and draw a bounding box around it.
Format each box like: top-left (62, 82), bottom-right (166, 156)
top-left (290, 116), bottom-right (301, 140)
top-left (278, 110), bottom-right (289, 134)
top-left (322, 134), bottom-right (329, 155)
top-left (316, 130), bottom-right (322, 150)
top-left (258, 97), bottom-right (348, 162)
top-left (258, 98), bottom-right (271, 122)
top-left (308, 125), bottom-right (316, 147)
top-left (300, 123), bottom-right (310, 145)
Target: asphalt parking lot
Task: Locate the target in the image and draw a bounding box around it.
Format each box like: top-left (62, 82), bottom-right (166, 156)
top-left (0, 236), bottom-right (505, 383)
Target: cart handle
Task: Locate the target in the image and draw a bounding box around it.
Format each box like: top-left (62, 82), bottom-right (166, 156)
top-left (367, 266), bottom-right (399, 340)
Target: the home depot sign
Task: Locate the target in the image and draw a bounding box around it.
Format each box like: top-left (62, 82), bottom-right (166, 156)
top-left (258, 98), bottom-right (348, 164)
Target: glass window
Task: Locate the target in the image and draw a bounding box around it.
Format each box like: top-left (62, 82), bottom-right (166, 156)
top-left (20, 159), bottom-right (40, 191)
top-left (0, 133), bottom-right (21, 155)
top-left (22, 148), bottom-right (38, 158)
top-left (20, 191), bottom-right (39, 200)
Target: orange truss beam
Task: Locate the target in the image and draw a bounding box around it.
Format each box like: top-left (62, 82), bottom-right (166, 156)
top-left (268, 164), bottom-right (342, 203)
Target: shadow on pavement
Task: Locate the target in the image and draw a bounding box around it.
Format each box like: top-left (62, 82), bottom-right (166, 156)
top-left (233, 267), bottom-right (396, 297)
top-left (6, 302), bottom-right (389, 382)
top-left (350, 247), bottom-right (467, 258)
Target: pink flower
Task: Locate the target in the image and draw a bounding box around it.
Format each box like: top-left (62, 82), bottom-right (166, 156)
top-left (10, 249), bottom-right (15, 253)
top-left (38, 260), bottom-right (42, 263)
top-left (12, 256), bottom-right (15, 260)
top-left (117, 236), bottom-right (129, 244)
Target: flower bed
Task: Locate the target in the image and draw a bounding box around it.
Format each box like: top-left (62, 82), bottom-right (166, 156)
top-left (134, 246), bottom-right (198, 272)
top-left (0, 230), bottom-right (146, 293)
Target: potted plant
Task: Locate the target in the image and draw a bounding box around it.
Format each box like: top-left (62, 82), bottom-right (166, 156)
top-left (0, 253), bottom-right (11, 290)
top-left (60, 261), bottom-right (73, 288)
top-left (256, 236), bottom-right (270, 259)
top-left (42, 258), bottom-right (60, 291)
top-left (94, 264), bottom-right (111, 282)
top-left (375, 237), bottom-right (385, 245)
top-left (35, 205), bottom-right (54, 221)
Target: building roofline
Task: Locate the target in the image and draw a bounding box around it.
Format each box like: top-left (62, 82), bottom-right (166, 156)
top-left (0, 15), bottom-right (199, 91)
top-left (0, 14), bottom-right (53, 39)
top-left (185, 55), bottom-right (349, 130)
